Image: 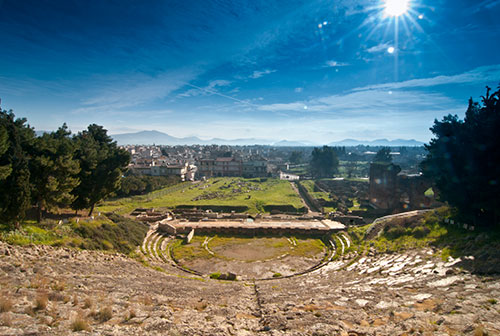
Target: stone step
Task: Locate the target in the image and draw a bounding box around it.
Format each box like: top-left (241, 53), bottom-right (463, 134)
top-left (147, 233), bottom-right (162, 262)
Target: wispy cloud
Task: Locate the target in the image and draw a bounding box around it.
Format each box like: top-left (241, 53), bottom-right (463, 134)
top-left (324, 60), bottom-right (349, 67)
top-left (250, 69), bottom-right (276, 79)
top-left (74, 68), bottom-right (199, 113)
top-left (178, 79), bottom-right (232, 98)
top-left (355, 64), bottom-right (500, 91)
top-left (258, 89), bottom-right (459, 116)
top-left (181, 82), bottom-right (256, 106)
top-left (472, 0), bottom-right (500, 13)
top-left (366, 42), bottom-right (392, 53)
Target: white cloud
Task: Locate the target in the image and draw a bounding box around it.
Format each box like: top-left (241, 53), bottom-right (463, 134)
top-left (178, 79), bottom-right (232, 98)
top-left (258, 102), bottom-right (309, 112)
top-left (355, 64), bottom-right (500, 91)
top-left (324, 60), bottom-right (349, 67)
top-left (294, 87), bottom-right (303, 93)
top-left (76, 68), bottom-right (199, 113)
top-left (366, 42), bottom-right (392, 53)
top-left (258, 87), bottom-right (460, 117)
top-left (250, 69), bottom-right (276, 79)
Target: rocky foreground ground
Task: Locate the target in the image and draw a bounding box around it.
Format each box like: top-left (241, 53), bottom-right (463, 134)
top-left (0, 240), bottom-right (499, 336)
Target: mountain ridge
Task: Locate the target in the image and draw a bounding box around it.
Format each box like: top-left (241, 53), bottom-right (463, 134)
top-left (109, 130), bottom-right (425, 146)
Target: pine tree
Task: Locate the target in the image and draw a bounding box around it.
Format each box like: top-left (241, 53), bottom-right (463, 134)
top-left (0, 110), bottom-right (35, 227)
top-left (0, 124), bottom-right (11, 180)
top-left (421, 86), bottom-right (500, 227)
top-left (373, 147), bottom-right (392, 164)
top-left (310, 146), bottom-right (339, 178)
top-left (71, 124), bottom-right (130, 216)
top-left (29, 124), bottom-right (80, 222)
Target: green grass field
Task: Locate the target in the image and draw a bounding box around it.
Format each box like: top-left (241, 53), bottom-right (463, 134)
top-left (172, 235), bottom-right (326, 263)
top-left (97, 177), bottom-right (305, 215)
top-left (300, 180), bottom-right (331, 200)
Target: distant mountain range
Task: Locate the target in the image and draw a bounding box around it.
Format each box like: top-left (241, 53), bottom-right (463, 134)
top-left (109, 130), bottom-right (425, 147)
top-left (327, 138), bottom-right (425, 147)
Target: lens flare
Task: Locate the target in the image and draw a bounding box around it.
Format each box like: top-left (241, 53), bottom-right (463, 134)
top-left (385, 0), bottom-right (409, 16)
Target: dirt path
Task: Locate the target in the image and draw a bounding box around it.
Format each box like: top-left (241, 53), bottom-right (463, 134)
top-left (290, 181), bottom-right (321, 216)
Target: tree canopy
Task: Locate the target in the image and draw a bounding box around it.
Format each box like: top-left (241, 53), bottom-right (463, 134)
top-left (373, 147), bottom-right (392, 164)
top-left (310, 146), bottom-right (339, 178)
top-left (421, 86), bottom-right (500, 227)
top-left (0, 110), bottom-right (35, 227)
top-left (29, 124), bottom-right (80, 222)
top-left (289, 150), bottom-right (303, 164)
top-left (71, 124), bottom-right (130, 216)
top-left (0, 108), bottom-right (131, 225)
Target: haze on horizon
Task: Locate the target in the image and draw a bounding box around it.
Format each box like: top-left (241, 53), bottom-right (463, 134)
top-left (0, 0), bottom-right (499, 143)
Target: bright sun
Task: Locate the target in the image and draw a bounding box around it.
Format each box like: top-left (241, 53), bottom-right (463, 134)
top-left (384, 0), bottom-right (409, 16)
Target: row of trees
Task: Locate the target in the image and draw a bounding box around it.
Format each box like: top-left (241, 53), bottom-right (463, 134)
top-left (0, 109), bottom-right (130, 227)
top-left (309, 145), bottom-right (392, 178)
top-left (310, 146), bottom-right (340, 178)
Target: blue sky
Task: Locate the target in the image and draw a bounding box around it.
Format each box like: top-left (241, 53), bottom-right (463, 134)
top-left (0, 0), bottom-right (499, 143)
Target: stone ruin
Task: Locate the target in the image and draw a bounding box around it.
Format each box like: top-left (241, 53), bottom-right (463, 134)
top-left (369, 162), bottom-right (439, 212)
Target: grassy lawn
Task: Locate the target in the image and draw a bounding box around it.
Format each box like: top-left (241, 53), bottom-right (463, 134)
top-left (337, 160), bottom-right (370, 178)
top-left (289, 237), bottom-right (326, 257)
top-left (171, 236), bottom-right (213, 262)
top-left (172, 234), bottom-right (326, 263)
top-left (97, 177), bottom-right (304, 215)
top-left (299, 180), bottom-right (331, 200)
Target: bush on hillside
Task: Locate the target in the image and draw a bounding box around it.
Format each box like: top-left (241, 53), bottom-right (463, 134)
top-left (73, 213), bottom-right (148, 254)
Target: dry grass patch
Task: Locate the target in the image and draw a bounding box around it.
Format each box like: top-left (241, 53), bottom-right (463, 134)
top-left (51, 280), bottom-right (66, 291)
top-left (71, 314), bottom-right (91, 332)
top-left (29, 275), bottom-right (49, 289)
top-left (127, 308), bottom-right (136, 320)
top-left (0, 313), bottom-right (12, 327)
top-left (94, 306), bottom-right (113, 322)
top-left (48, 291), bottom-right (65, 302)
top-left (34, 291), bottom-right (49, 310)
top-left (0, 296), bottom-right (13, 313)
top-left (141, 295), bottom-right (153, 306)
top-left (194, 301), bottom-right (208, 311)
top-left (83, 297), bottom-right (93, 309)
top-left (72, 294), bottom-right (79, 306)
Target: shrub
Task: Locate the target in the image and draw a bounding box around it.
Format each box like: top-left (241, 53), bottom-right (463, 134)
top-left (73, 214), bottom-right (148, 254)
top-left (34, 292), bottom-right (48, 310)
top-left (412, 226), bottom-right (431, 238)
top-left (48, 291), bottom-right (65, 302)
top-left (71, 315), bottom-right (90, 331)
top-left (209, 272), bottom-right (221, 279)
top-left (0, 296), bottom-right (13, 313)
top-left (272, 272), bottom-right (282, 278)
top-left (83, 297), bottom-right (93, 309)
top-left (95, 306), bottom-right (113, 322)
top-left (384, 226), bottom-right (407, 239)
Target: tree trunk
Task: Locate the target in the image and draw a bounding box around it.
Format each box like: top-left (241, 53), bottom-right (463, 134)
top-left (37, 199), bottom-right (43, 223)
top-left (88, 204), bottom-right (95, 217)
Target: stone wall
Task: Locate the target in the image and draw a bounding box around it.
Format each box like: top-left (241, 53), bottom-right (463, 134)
top-left (368, 163), bottom-right (437, 211)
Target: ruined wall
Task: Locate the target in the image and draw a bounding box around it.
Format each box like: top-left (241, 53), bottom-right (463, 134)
top-left (369, 163), bottom-right (437, 211)
top-left (369, 163), bottom-right (401, 210)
